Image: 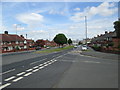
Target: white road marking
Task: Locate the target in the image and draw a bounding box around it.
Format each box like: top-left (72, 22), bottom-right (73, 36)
top-left (48, 63), bottom-right (52, 64)
top-left (17, 72), bottom-right (25, 76)
top-left (0, 83), bottom-right (11, 89)
top-left (30, 58), bottom-right (47, 65)
top-left (0, 69), bottom-right (15, 75)
top-left (24, 72), bottom-right (32, 76)
top-left (44, 64), bottom-right (48, 67)
top-left (26, 69), bottom-right (33, 72)
top-left (83, 61), bottom-right (100, 64)
top-left (12, 77), bottom-right (23, 82)
top-left (32, 69), bottom-right (39, 72)
top-left (39, 64), bottom-right (43, 66)
top-left (0, 82), bottom-right (2, 85)
top-left (33, 66), bottom-right (39, 69)
top-left (4, 76), bottom-right (16, 81)
top-left (39, 66), bottom-right (44, 69)
top-left (43, 62), bottom-right (48, 64)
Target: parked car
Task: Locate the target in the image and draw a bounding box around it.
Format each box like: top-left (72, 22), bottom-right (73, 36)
top-left (82, 45), bottom-right (87, 50)
top-left (35, 47), bottom-right (42, 50)
top-left (74, 45), bottom-right (78, 48)
top-left (46, 47), bottom-right (50, 49)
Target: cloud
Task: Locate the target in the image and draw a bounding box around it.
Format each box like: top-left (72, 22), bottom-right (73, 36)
top-left (74, 8), bottom-right (80, 11)
top-left (70, 2), bottom-right (117, 22)
top-left (16, 13), bottom-right (44, 25)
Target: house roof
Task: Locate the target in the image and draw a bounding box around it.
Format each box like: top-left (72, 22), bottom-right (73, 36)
top-left (0, 34), bottom-right (25, 42)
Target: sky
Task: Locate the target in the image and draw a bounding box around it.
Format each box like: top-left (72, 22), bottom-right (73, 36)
top-left (1, 1), bottom-right (119, 41)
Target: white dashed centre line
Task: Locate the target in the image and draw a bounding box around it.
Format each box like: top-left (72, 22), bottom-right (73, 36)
top-left (0, 83), bottom-right (11, 89)
top-left (39, 64), bottom-right (43, 66)
top-left (24, 72), bottom-right (32, 77)
top-left (26, 69), bottom-right (33, 72)
top-left (4, 76), bottom-right (16, 81)
top-left (33, 66), bottom-right (39, 69)
top-left (17, 72), bottom-right (25, 76)
top-left (32, 69), bottom-right (39, 72)
top-left (12, 77), bottom-right (23, 82)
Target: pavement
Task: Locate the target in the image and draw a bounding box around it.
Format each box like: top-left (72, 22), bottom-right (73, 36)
top-left (81, 47), bottom-right (119, 61)
top-left (0, 47), bottom-right (118, 88)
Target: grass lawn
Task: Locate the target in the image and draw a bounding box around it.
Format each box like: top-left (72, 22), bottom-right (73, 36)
top-left (35, 46), bottom-right (74, 54)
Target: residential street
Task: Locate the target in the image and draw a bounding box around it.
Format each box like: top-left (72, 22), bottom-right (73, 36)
top-left (0, 47), bottom-right (118, 89)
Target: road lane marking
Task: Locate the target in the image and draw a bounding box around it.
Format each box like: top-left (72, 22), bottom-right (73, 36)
top-left (44, 64), bottom-right (49, 67)
top-left (0, 82), bottom-right (2, 85)
top-left (43, 62), bottom-right (48, 64)
top-left (4, 76), bottom-right (16, 81)
top-left (24, 72), bottom-right (32, 76)
top-left (17, 72), bottom-right (25, 76)
top-left (39, 64), bottom-right (43, 66)
top-left (0, 83), bottom-right (11, 89)
top-left (39, 66), bottom-right (44, 69)
top-left (33, 66), bottom-right (39, 69)
top-left (30, 58), bottom-right (47, 65)
top-left (12, 77), bottom-right (23, 82)
top-left (0, 69), bottom-right (15, 75)
top-left (32, 69), bottom-right (39, 72)
top-left (26, 69), bottom-right (33, 72)
top-left (83, 61), bottom-right (100, 64)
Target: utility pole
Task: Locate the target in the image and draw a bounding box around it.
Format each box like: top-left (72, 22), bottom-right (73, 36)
top-left (85, 16), bottom-right (87, 45)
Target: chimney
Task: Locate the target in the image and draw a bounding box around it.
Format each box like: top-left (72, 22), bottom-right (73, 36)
top-left (20, 35), bottom-right (24, 38)
top-left (4, 31), bottom-right (8, 34)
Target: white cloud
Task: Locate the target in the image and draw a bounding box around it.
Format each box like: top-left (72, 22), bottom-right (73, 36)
top-left (70, 2), bottom-right (117, 22)
top-left (16, 13), bottom-right (44, 25)
top-left (74, 8), bottom-right (80, 11)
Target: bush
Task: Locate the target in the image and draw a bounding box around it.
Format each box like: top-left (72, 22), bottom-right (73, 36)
top-left (92, 45), bottom-right (101, 51)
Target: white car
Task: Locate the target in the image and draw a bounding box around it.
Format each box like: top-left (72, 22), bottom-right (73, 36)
top-left (82, 45), bottom-right (87, 50)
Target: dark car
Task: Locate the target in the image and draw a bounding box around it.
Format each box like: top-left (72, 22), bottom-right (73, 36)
top-left (35, 47), bottom-right (42, 50)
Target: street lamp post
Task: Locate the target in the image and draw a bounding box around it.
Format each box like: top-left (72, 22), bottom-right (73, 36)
top-left (85, 16), bottom-right (88, 45)
top-left (15, 24), bottom-right (21, 52)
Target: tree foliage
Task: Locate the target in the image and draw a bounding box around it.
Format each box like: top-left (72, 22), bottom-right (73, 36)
top-left (53, 33), bottom-right (67, 46)
top-left (68, 38), bottom-right (72, 45)
top-left (114, 20), bottom-right (120, 38)
top-left (36, 39), bottom-right (45, 47)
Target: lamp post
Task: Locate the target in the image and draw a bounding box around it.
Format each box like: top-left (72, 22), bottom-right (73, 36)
top-left (14, 24), bottom-right (21, 52)
top-left (85, 16), bottom-right (87, 45)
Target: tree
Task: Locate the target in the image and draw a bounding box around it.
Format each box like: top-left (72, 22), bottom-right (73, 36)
top-left (78, 41), bottom-right (82, 45)
top-left (68, 38), bottom-right (72, 45)
top-left (53, 33), bottom-right (67, 46)
top-left (36, 39), bottom-right (45, 47)
top-left (114, 20), bottom-right (120, 38)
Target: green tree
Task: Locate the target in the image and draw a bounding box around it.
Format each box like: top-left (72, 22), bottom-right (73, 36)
top-left (78, 41), bottom-right (82, 45)
top-left (53, 33), bottom-right (67, 46)
top-left (68, 38), bottom-right (72, 45)
top-left (114, 20), bottom-right (120, 38)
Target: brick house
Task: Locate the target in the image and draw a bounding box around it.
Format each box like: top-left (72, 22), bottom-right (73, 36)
top-left (0, 31), bottom-right (35, 53)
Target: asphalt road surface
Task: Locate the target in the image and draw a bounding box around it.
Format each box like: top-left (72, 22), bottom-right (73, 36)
top-left (0, 47), bottom-right (118, 89)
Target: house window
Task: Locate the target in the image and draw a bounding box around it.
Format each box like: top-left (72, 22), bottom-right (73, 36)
top-left (16, 41), bottom-right (19, 44)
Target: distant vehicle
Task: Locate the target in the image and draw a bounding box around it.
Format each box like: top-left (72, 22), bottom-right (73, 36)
top-left (74, 45), bottom-right (77, 48)
top-left (35, 47), bottom-right (42, 50)
top-left (82, 45), bottom-right (87, 50)
top-left (46, 47), bottom-right (50, 49)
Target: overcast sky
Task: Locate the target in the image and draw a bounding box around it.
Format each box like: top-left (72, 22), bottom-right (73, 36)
top-left (1, 1), bottom-right (118, 41)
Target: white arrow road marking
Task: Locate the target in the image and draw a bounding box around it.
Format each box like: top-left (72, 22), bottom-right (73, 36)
top-left (4, 76), bottom-right (16, 81)
top-left (12, 77), bottom-right (23, 82)
top-left (0, 83), bottom-right (11, 89)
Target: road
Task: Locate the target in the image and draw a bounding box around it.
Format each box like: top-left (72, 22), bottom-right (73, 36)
top-left (0, 47), bottom-right (118, 89)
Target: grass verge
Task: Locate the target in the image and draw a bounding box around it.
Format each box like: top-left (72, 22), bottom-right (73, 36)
top-left (35, 46), bottom-right (74, 54)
